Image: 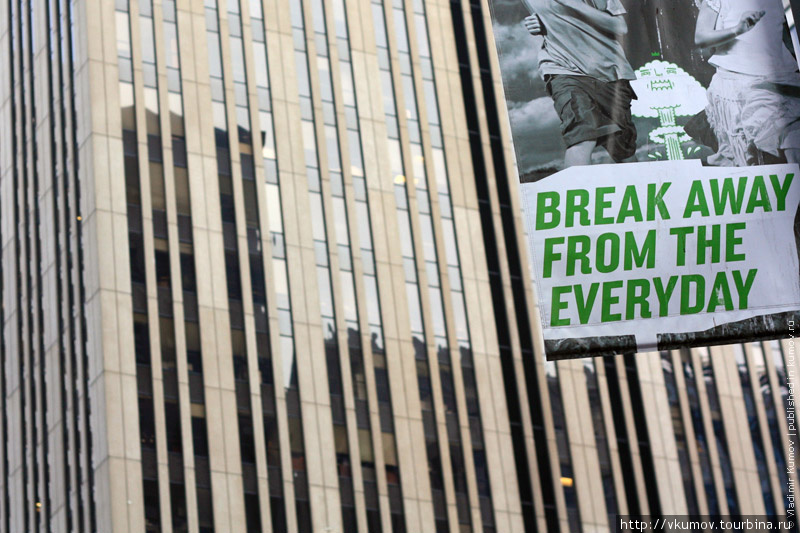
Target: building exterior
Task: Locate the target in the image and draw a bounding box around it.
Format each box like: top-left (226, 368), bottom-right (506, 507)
top-left (0, 1), bottom-right (797, 533)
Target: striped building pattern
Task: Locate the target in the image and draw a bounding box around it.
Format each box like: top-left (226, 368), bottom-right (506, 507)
top-left (1, 0), bottom-right (798, 532)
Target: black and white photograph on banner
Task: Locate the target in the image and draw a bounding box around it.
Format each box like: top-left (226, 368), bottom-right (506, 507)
top-left (488, 0), bottom-right (800, 359)
top-left (489, 0), bottom-right (800, 182)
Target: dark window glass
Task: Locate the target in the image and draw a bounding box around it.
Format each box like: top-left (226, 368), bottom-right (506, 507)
top-left (220, 193), bottom-right (235, 223)
top-left (296, 501), bottom-right (312, 533)
top-left (139, 398), bottom-right (157, 449)
top-left (143, 479), bottom-right (161, 528)
top-left (197, 488), bottom-right (213, 526)
top-left (234, 355), bottom-right (248, 382)
top-left (165, 401), bottom-right (182, 452)
top-left (225, 251), bottom-right (242, 300)
top-left (125, 156), bottom-right (141, 205)
top-left (170, 483), bottom-right (188, 532)
top-left (270, 497), bottom-right (287, 533)
top-left (239, 414), bottom-right (256, 464)
top-left (180, 253), bottom-right (196, 292)
top-left (134, 314), bottom-right (151, 364)
top-left (245, 493), bottom-right (261, 533)
top-left (155, 249), bottom-right (170, 286)
top-left (192, 416), bottom-right (209, 457)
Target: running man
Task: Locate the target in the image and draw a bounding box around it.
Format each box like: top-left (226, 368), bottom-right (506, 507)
top-left (523, 0), bottom-right (638, 167)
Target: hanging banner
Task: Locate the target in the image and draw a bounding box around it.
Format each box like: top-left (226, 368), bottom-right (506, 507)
top-left (487, 0), bottom-right (800, 358)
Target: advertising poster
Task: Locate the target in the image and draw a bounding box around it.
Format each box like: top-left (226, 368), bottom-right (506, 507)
top-left (487, 0), bottom-right (800, 359)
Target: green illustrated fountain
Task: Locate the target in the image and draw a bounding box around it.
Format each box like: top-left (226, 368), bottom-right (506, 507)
top-left (630, 60), bottom-right (708, 161)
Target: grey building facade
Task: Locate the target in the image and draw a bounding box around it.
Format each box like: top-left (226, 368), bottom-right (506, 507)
top-left (0, 0), bottom-right (797, 533)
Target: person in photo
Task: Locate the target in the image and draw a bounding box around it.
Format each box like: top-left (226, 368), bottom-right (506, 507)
top-left (695, 0), bottom-right (800, 165)
top-left (522, 0), bottom-right (637, 168)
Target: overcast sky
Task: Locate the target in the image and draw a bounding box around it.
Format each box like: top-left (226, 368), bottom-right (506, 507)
top-left (491, 2), bottom-right (568, 174)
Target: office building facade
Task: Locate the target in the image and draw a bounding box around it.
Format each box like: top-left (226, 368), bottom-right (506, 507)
top-left (1, 0), bottom-right (797, 532)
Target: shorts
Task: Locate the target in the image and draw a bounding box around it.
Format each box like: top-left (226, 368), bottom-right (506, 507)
top-left (545, 74), bottom-right (638, 162)
top-left (705, 68), bottom-right (800, 166)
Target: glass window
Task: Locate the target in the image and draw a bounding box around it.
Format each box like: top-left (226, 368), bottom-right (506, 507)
top-left (231, 38), bottom-right (246, 82)
top-left (365, 275), bottom-right (381, 327)
top-left (256, 87), bottom-right (271, 114)
top-left (423, 80), bottom-right (439, 125)
top-left (169, 94), bottom-right (185, 136)
top-left (337, 244), bottom-right (352, 271)
top-left (442, 221), bottom-right (458, 266)
top-left (120, 82), bottom-right (136, 130)
top-left (213, 105), bottom-right (228, 141)
top-left (398, 215), bottom-right (414, 259)
top-left (273, 258), bottom-right (290, 309)
top-left (388, 140), bottom-right (403, 178)
top-left (399, 53), bottom-right (412, 76)
top-left (149, 161), bottom-right (166, 210)
top-left (317, 56), bottom-right (333, 102)
top-left (425, 261), bottom-right (439, 288)
top-left (180, 252), bottom-right (196, 292)
top-left (381, 71), bottom-right (397, 118)
top-left (393, 10), bottom-right (409, 52)
top-left (139, 21), bottom-right (156, 65)
top-left (402, 259), bottom-right (417, 284)
top-left (192, 415), bottom-right (209, 456)
top-left (207, 33), bottom-right (222, 77)
top-left (355, 203), bottom-right (372, 251)
top-left (210, 78), bottom-right (225, 104)
top-left (310, 195), bottom-right (327, 242)
top-left (402, 76), bottom-right (418, 120)
top-left (260, 113), bottom-right (276, 160)
top-left (139, 0), bottom-right (153, 17)
top-left (415, 14), bottom-right (430, 57)
top-left (417, 191), bottom-right (430, 215)
top-left (119, 57), bottom-right (133, 83)
top-left (317, 267), bottom-right (334, 318)
top-left (164, 23), bottom-right (179, 68)
top-left (164, 0), bottom-right (176, 21)
top-left (144, 88), bottom-right (160, 135)
top-left (362, 250), bottom-right (375, 275)
top-left (451, 295), bottom-right (469, 342)
top-left (280, 336), bottom-right (295, 386)
top-left (325, 126), bottom-right (341, 172)
top-left (372, 5), bottom-right (387, 46)
top-left (353, 177), bottom-right (366, 202)
top-left (295, 53), bottom-right (311, 97)
top-left (348, 130), bottom-right (363, 177)
top-left (228, 14), bottom-right (242, 37)
top-left (333, 198), bottom-right (349, 245)
top-left (439, 193), bottom-right (451, 219)
top-left (339, 61), bottom-right (355, 106)
top-left (432, 149), bottom-right (448, 192)
top-left (341, 273), bottom-right (357, 322)
top-left (318, 102), bottom-right (333, 127)
top-left (163, 401), bottom-right (182, 452)
top-left (265, 183), bottom-right (283, 234)
top-left (237, 107), bottom-right (251, 143)
top-left (303, 121), bottom-right (319, 168)
top-left (406, 283), bottom-right (423, 334)
top-left (429, 287), bottom-right (446, 337)
top-left (447, 266), bottom-right (461, 291)
top-left (345, 105), bottom-right (358, 131)
top-left (420, 216), bottom-right (436, 260)
top-left (239, 414), bottom-right (256, 462)
top-left (278, 309), bottom-right (293, 337)
top-left (116, 12), bottom-right (131, 58)
top-left (254, 44), bottom-right (269, 87)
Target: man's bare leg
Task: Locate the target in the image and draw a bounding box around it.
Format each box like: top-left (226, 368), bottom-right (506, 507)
top-left (785, 148), bottom-right (800, 164)
top-left (564, 140), bottom-right (596, 167)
